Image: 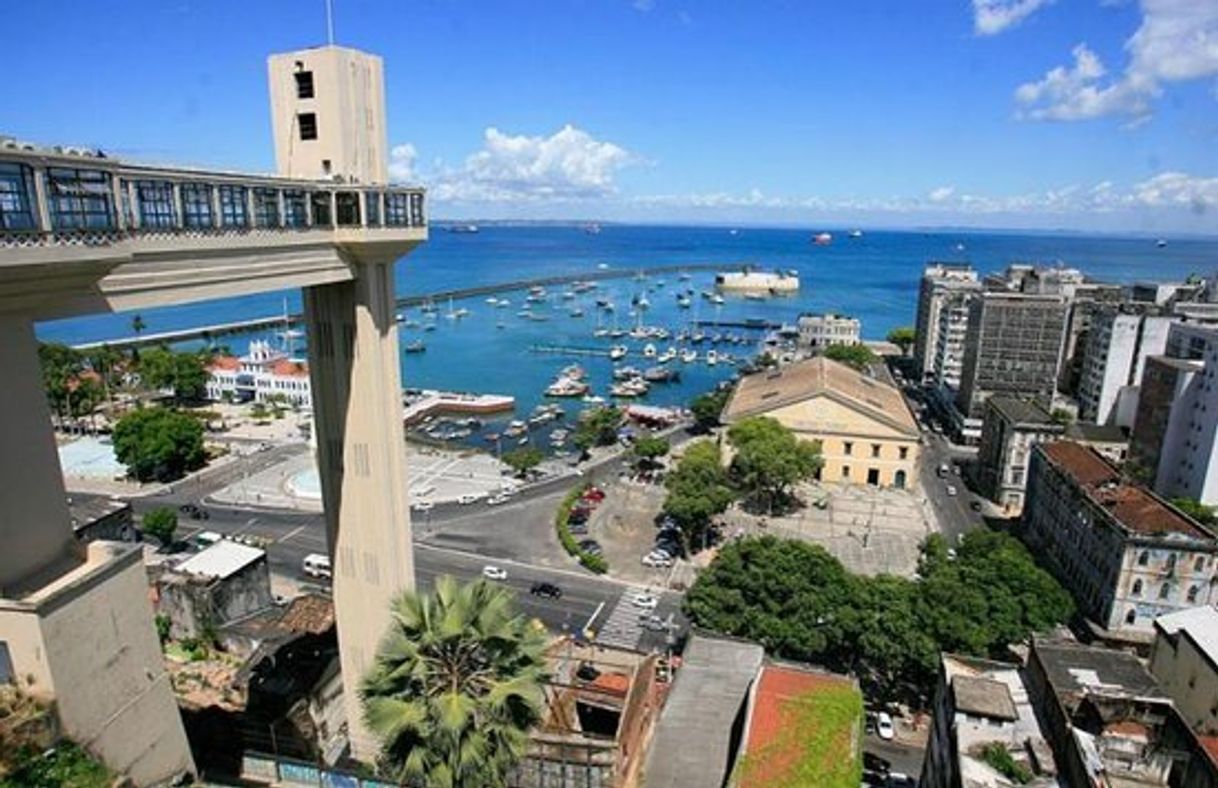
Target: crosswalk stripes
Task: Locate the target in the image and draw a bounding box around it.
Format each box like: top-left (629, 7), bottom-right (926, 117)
top-left (593, 586), bottom-right (650, 650)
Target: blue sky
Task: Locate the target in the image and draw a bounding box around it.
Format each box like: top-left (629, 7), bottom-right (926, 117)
top-left (4, 0), bottom-right (1217, 233)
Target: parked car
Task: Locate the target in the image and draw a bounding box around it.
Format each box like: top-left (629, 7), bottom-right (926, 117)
top-left (482, 565), bottom-right (507, 581)
top-left (639, 614), bottom-right (668, 631)
top-left (457, 493), bottom-right (483, 505)
top-left (579, 539), bottom-right (603, 557)
top-left (886, 773), bottom-right (915, 787)
top-left (642, 554), bottom-right (673, 568)
top-left (412, 500), bottom-right (434, 512)
top-left (486, 494), bottom-right (511, 506)
top-left (530, 582), bottom-right (562, 599)
top-left (876, 711), bottom-right (895, 741)
top-left (582, 487), bottom-right (605, 502)
top-left (631, 593), bottom-right (658, 610)
top-left (969, 499), bottom-right (983, 511)
top-left (945, 484), bottom-right (958, 496)
top-left (303, 553), bottom-right (332, 579)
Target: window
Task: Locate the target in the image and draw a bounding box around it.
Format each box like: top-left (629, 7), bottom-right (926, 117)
top-left (133, 180), bottom-right (175, 228)
top-left (867, 468), bottom-right (880, 486)
top-left (298, 112), bottom-right (318, 141)
top-left (283, 190), bottom-right (307, 227)
top-left (894, 469), bottom-right (906, 489)
top-left (843, 441), bottom-right (853, 456)
top-left (1196, 556), bottom-right (1206, 573)
top-left (842, 465), bottom-right (850, 480)
top-left (1138, 550), bottom-right (1149, 566)
top-left (253, 188), bottom-right (280, 228)
top-left (1159, 582), bottom-right (1172, 600)
top-left (899, 446), bottom-right (908, 460)
top-left (311, 191), bottom-right (332, 226)
top-left (336, 192), bottom-right (360, 226)
top-left (0, 163), bottom-right (37, 230)
top-left (322, 159), bottom-right (332, 176)
top-left (1188, 585), bottom-right (1200, 603)
top-left (295, 70), bottom-right (314, 99)
top-left (1132, 579), bottom-right (1142, 596)
top-left (1125, 609), bottom-right (1137, 625)
top-left (180, 183), bottom-right (213, 228)
top-left (218, 185), bottom-right (247, 227)
top-left (46, 167), bottom-right (113, 230)
top-left (871, 444), bottom-right (881, 458)
top-left (365, 192), bottom-right (381, 226)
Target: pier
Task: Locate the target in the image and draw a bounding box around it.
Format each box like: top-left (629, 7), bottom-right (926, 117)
top-left (529, 345), bottom-right (614, 357)
top-left (691, 318), bottom-right (785, 330)
top-left (68, 262), bottom-right (747, 351)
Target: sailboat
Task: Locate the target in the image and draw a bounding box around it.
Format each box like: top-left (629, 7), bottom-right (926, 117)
top-left (446, 296), bottom-right (470, 320)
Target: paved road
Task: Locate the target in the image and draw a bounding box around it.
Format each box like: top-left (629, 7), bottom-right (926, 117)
top-left (904, 388), bottom-right (988, 547)
top-left (862, 734), bottom-right (925, 785)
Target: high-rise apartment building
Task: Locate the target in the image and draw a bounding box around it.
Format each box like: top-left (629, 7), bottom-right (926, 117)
top-left (913, 263), bottom-right (980, 385)
top-left (976, 397), bottom-right (1064, 514)
top-left (931, 291), bottom-right (972, 391)
top-left (956, 292), bottom-right (1069, 419)
top-left (1077, 308), bottom-right (1175, 425)
top-left (268, 46), bottom-right (389, 184)
top-left (1147, 324), bottom-right (1218, 505)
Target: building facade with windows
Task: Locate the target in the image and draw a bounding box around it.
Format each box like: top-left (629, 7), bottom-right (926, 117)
top-left (796, 312), bottom-right (860, 349)
top-left (913, 263), bottom-right (980, 386)
top-left (1149, 324), bottom-right (1218, 506)
top-left (976, 397), bottom-right (1065, 515)
top-left (722, 356), bottom-right (920, 489)
top-left (1023, 441), bottom-right (1218, 640)
top-left (205, 340), bottom-right (312, 409)
top-left (1077, 309), bottom-right (1175, 426)
top-left (1149, 606), bottom-right (1218, 737)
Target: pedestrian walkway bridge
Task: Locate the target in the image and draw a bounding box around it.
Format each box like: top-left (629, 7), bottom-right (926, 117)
top-left (0, 140), bottom-right (426, 319)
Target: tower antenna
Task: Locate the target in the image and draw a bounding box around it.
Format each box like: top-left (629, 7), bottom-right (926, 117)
top-left (325, 0), bottom-right (335, 45)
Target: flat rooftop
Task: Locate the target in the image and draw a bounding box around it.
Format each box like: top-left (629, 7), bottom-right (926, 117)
top-left (1154, 606), bottom-right (1218, 667)
top-left (1039, 442), bottom-right (1215, 540)
top-left (66, 493), bottom-right (130, 532)
top-left (989, 396), bottom-right (1058, 427)
top-left (174, 540), bottom-right (264, 581)
top-left (1032, 638), bottom-right (1164, 705)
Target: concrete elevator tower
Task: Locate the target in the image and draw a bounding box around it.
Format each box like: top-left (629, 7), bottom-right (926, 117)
top-left (267, 44), bottom-right (417, 761)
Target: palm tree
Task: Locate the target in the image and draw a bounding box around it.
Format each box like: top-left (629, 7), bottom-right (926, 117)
top-left (361, 576), bottom-right (548, 787)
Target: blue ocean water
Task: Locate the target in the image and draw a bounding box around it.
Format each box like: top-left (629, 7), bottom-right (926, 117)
top-left (35, 226), bottom-right (1218, 440)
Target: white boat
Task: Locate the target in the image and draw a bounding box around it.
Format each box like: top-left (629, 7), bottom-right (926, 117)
top-left (706, 350), bottom-right (719, 366)
top-left (569, 308), bottom-right (585, 318)
top-left (497, 298), bottom-right (510, 308)
top-left (710, 294), bottom-right (725, 305)
top-left (613, 366), bottom-right (643, 381)
top-left (849, 229), bottom-right (863, 238)
top-left (643, 343), bottom-right (657, 358)
top-left (813, 232), bottom-right (832, 245)
top-left (545, 377), bottom-right (590, 397)
top-left (609, 345), bottom-right (628, 360)
top-left (485, 297), bottom-right (500, 305)
top-left (562, 291), bottom-right (577, 300)
top-left (744, 292), bottom-right (766, 301)
top-left (677, 295), bottom-right (692, 308)
top-left (582, 394), bottom-right (606, 404)
top-left (681, 349), bottom-right (697, 363)
top-left (659, 347), bottom-right (677, 363)
top-left (610, 379), bottom-right (649, 398)
top-left (597, 262), bottom-right (610, 270)
top-left (594, 328), bottom-right (611, 338)
top-left (1156, 239), bottom-right (1168, 248)
top-left (562, 364), bottom-right (587, 380)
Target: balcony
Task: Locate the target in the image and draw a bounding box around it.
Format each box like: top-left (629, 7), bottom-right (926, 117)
top-left (0, 141), bottom-right (427, 318)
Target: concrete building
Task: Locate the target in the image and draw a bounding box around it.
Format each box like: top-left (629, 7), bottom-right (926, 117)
top-left (1150, 606), bottom-right (1218, 737)
top-left (1130, 355), bottom-right (1205, 486)
top-left (152, 540), bottom-right (275, 640)
top-left (919, 653), bottom-right (1059, 788)
top-left (267, 46), bottom-right (388, 184)
top-left (0, 41), bottom-right (426, 772)
top-left (796, 312), bottom-right (859, 349)
top-left (1149, 324), bottom-right (1218, 506)
top-left (713, 270), bottom-right (799, 294)
top-left (1023, 441), bottom-right (1218, 641)
top-left (206, 339), bottom-right (312, 408)
top-left (722, 355), bottom-right (921, 489)
top-left (914, 263), bottom-right (980, 385)
top-left (1078, 309), bottom-right (1175, 425)
top-left (932, 289), bottom-right (974, 392)
top-left (67, 494), bottom-right (136, 544)
top-left (956, 292), bottom-right (1069, 421)
top-left (1062, 422), bottom-right (1129, 465)
top-left (1024, 637), bottom-right (1218, 788)
top-left (977, 397), bottom-right (1065, 515)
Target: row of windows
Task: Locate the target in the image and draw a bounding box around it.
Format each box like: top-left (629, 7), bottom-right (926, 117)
top-left (0, 163), bottom-right (422, 232)
top-left (1129, 578), bottom-right (1203, 603)
top-left (840, 441), bottom-right (910, 460)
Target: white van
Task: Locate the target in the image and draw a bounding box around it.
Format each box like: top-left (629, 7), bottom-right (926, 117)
top-left (302, 553), bottom-right (332, 579)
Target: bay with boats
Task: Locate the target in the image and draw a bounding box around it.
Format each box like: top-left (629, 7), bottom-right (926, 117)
top-left (35, 224), bottom-right (1218, 455)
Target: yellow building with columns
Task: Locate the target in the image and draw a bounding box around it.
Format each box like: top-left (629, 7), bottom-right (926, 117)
top-left (722, 356), bottom-right (921, 489)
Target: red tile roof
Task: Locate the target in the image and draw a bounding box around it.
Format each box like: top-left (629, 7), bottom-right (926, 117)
top-left (589, 672), bottom-right (631, 696)
top-left (1201, 735), bottom-right (1218, 768)
top-left (207, 355), bottom-right (241, 372)
top-left (739, 666), bottom-right (859, 788)
top-left (1042, 442), bottom-right (1213, 540)
top-left (270, 359), bottom-right (309, 378)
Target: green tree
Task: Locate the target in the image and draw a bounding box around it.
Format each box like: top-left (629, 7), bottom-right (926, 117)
top-left (727, 417), bottom-right (822, 514)
top-left (822, 343), bottom-right (877, 370)
top-left (690, 389), bottom-right (730, 431)
top-left (361, 577), bottom-right (547, 787)
top-left (632, 435), bottom-right (669, 468)
top-left (38, 342), bottom-right (83, 419)
top-left (662, 441), bottom-right (736, 550)
top-left (138, 348), bottom-right (209, 402)
top-left (112, 407), bottom-right (205, 482)
top-left (572, 406), bottom-right (622, 452)
top-left (502, 447), bottom-right (544, 477)
top-left (886, 327), bottom-right (916, 356)
top-left (142, 507), bottom-right (178, 548)
top-left (84, 344), bottom-right (123, 410)
top-left (1171, 498), bottom-right (1216, 525)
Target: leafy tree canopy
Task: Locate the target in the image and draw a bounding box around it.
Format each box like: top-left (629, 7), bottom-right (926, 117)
top-left (662, 441), bottom-right (736, 549)
top-left (690, 388), bottom-right (731, 430)
top-left (1171, 497), bottom-right (1216, 525)
top-left (632, 436), bottom-right (670, 466)
top-left (361, 577), bottom-right (547, 787)
top-left (138, 348), bottom-right (209, 402)
top-left (886, 327), bottom-right (916, 355)
top-left (573, 406), bottom-right (622, 451)
top-left (822, 343), bottom-right (877, 370)
top-left (142, 507), bottom-right (178, 548)
top-left (502, 447), bottom-right (544, 477)
top-left (112, 407), bottom-right (205, 482)
top-left (727, 417), bottom-right (822, 514)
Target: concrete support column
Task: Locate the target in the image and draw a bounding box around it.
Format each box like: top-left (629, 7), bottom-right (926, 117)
top-left (303, 253), bottom-right (414, 761)
top-left (0, 314), bottom-right (76, 594)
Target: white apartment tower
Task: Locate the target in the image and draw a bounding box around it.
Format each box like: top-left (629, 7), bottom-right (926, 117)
top-left (913, 263), bottom-right (980, 386)
top-left (1077, 309), bottom-right (1174, 426)
top-left (268, 46), bottom-right (389, 185)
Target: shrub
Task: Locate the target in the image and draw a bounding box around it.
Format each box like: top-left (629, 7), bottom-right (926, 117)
top-left (555, 485), bottom-right (607, 574)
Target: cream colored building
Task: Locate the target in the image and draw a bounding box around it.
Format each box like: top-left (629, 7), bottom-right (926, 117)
top-left (1150, 606), bottom-right (1218, 735)
top-left (722, 356), bottom-right (921, 489)
top-left (268, 45), bottom-right (389, 184)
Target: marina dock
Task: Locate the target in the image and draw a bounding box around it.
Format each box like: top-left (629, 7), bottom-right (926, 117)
top-left (529, 345), bottom-right (613, 357)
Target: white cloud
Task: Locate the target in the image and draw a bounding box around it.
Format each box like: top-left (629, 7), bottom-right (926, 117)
top-left (928, 185), bottom-right (956, 203)
top-left (1015, 0), bottom-right (1218, 122)
top-left (632, 0), bottom-right (655, 11)
top-left (388, 143), bottom-right (417, 182)
top-left (973, 0), bottom-right (1054, 36)
top-left (1131, 171), bottom-right (1218, 212)
top-left (423, 125), bottom-right (634, 203)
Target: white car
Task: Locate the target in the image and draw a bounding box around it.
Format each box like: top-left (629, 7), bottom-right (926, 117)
top-left (482, 565), bottom-right (507, 581)
top-left (945, 484), bottom-right (958, 496)
top-left (412, 500), bottom-right (434, 512)
top-left (642, 555), bottom-right (673, 568)
top-left (486, 494), bottom-right (510, 506)
top-left (631, 593), bottom-right (658, 610)
top-left (457, 493), bottom-right (484, 505)
top-left (876, 711), bottom-right (895, 741)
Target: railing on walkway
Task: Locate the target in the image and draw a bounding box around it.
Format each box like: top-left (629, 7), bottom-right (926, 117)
top-left (0, 140), bottom-right (425, 249)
